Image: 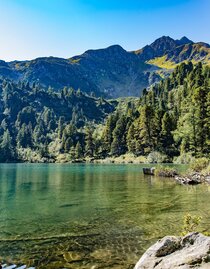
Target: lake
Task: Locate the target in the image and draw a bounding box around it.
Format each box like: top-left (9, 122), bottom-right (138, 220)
top-left (0, 163), bottom-right (210, 268)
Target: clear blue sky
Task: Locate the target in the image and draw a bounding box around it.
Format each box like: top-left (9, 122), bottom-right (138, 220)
top-left (0, 0), bottom-right (209, 61)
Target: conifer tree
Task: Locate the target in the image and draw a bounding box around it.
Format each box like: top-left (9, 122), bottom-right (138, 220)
top-left (0, 129), bottom-right (14, 161)
top-left (111, 115), bottom-right (127, 156)
top-left (75, 141), bottom-right (83, 159)
top-left (85, 127), bottom-right (95, 157)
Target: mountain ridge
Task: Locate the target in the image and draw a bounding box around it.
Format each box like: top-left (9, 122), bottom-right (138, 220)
top-left (0, 36), bottom-right (209, 98)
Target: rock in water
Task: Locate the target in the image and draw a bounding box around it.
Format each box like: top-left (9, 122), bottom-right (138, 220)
top-left (134, 232), bottom-right (210, 269)
top-left (143, 167), bottom-right (155, 175)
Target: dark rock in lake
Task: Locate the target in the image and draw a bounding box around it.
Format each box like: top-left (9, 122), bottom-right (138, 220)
top-left (134, 232), bottom-right (210, 269)
top-left (143, 167), bottom-right (155, 175)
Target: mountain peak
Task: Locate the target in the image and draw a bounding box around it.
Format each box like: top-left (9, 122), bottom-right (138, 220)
top-left (154, 35), bottom-right (175, 41)
top-left (134, 36), bottom-right (177, 61)
top-left (177, 36), bottom-right (193, 45)
top-left (107, 44), bottom-right (124, 50)
top-left (82, 44), bottom-right (127, 59)
top-left (152, 36), bottom-right (176, 44)
top-left (149, 36), bottom-right (177, 55)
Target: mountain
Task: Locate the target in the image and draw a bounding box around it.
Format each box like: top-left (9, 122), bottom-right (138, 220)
top-left (134, 36), bottom-right (194, 62)
top-left (135, 36), bottom-right (179, 61)
top-left (0, 46), bottom-right (154, 98)
top-left (0, 36), bottom-right (209, 98)
top-left (176, 36), bottom-right (193, 46)
top-left (0, 61), bottom-right (209, 163)
top-left (144, 37), bottom-right (210, 69)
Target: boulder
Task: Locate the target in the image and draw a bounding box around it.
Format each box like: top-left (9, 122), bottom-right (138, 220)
top-left (175, 173), bottom-right (205, 185)
top-left (134, 233), bottom-right (210, 269)
top-left (143, 167), bottom-right (155, 175)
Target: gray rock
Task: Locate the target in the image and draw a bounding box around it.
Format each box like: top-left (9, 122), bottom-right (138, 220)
top-left (134, 233), bottom-right (210, 269)
top-left (175, 173), bottom-right (205, 185)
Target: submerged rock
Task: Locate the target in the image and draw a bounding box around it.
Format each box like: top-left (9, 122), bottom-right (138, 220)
top-left (134, 232), bottom-right (210, 269)
top-left (63, 251), bottom-right (84, 262)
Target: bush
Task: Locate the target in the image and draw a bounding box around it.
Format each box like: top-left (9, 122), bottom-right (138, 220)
top-left (189, 158), bottom-right (209, 172)
top-left (201, 164), bottom-right (210, 176)
top-left (181, 213), bottom-right (202, 236)
top-left (155, 165), bottom-right (177, 177)
top-left (174, 152), bottom-right (195, 164)
top-left (147, 151), bottom-right (168, 163)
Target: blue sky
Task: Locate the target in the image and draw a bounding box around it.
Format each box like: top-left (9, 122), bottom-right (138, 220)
top-left (0, 0), bottom-right (209, 61)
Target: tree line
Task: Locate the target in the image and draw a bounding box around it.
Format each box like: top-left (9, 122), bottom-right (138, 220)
top-left (0, 61), bottom-right (209, 162)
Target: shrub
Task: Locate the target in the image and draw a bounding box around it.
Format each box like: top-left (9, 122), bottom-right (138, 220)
top-left (189, 158), bottom-right (209, 172)
top-left (181, 213), bottom-right (202, 236)
top-left (155, 165), bottom-right (177, 177)
top-left (174, 152), bottom-right (195, 164)
top-left (147, 151), bottom-right (168, 163)
top-left (201, 164), bottom-right (210, 176)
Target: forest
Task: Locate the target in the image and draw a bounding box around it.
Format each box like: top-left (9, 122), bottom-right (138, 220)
top-left (0, 61), bottom-right (209, 163)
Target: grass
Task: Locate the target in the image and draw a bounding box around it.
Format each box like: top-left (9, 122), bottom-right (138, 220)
top-left (147, 44), bottom-right (210, 69)
top-left (147, 55), bottom-right (177, 69)
top-left (70, 58), bottom-right (81, 64)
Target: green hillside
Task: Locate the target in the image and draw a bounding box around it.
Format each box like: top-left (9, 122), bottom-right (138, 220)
top-left (0, 61), bottom-right (209, 163)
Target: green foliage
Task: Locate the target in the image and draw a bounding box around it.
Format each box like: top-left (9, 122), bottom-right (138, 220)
top-left (0, 61), bottom-right (209, 163)
top-left (111, 115), bottom-right (128, 156)
top-left (85, 127), bottom-right (95, 157)
top-left (201, 164), bottom-right (210, 176)
top-left (147, 151), bottom-right (167, 163)
top-left (0, 129), bottom-right (14, 162)
top-left (75, 142), bottom-right (83, 159)
top-left (173, 152), bottom-right (195, 164)
top-left (181, 213), bottom-right (202, 236)
top-left (189, 158), bottom-right (209, 172)
top-left (155, 165), bottom-right (177, 177)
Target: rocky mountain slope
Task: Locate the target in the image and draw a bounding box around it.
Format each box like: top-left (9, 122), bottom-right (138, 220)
top-left (145, 37), bottom-right (210, 69)
top-left (0, 36), bottom-right (209, 98)
top-left (134, 36), bottom-right (193, 61)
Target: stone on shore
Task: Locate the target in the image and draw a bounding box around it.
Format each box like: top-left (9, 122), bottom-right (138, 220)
top-left (175, 173), bottom-right (206, 185)
top-left (134, 232), bottom-right (210, 269)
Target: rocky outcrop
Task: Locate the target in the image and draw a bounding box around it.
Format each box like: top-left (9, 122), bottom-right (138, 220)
top-left (134, 233), bottom-right (210, 269)
top-left (175, 173), bottom-right (210, 185)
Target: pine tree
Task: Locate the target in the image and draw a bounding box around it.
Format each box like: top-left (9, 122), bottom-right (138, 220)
top-left (160, 112), bottom-right (175, 156)
top-left (111, 115), bottom-right (127, 156)
top-left (0, 129), bottom-right (14, 161)
top-left (101, 113), bottom-right (118, 153)
top-left (16, 123), bottom-right (33, 148)
top-left (64, 137), bottom-right (73, 153)
top-left (58, 116), bottom-right (65, 139)
top-left (85, 127), bottom-right (95, 157)
top-left (192, 86), bottom-right (209, 155)
top-left (75, 142), bottom-right (83, 159)
top-left (69, 146), bottom-right (76, 160)
top-left (135, 105), bottom-right (156, 155)
top-left (127, 123), bottom-right (136, 154)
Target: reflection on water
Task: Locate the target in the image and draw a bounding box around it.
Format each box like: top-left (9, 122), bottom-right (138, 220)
top-left (0, 163), bottom-right (210, 268)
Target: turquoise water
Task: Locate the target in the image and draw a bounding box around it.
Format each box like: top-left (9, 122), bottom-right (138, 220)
top-left (0, 163), bottom-right (210, 268)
